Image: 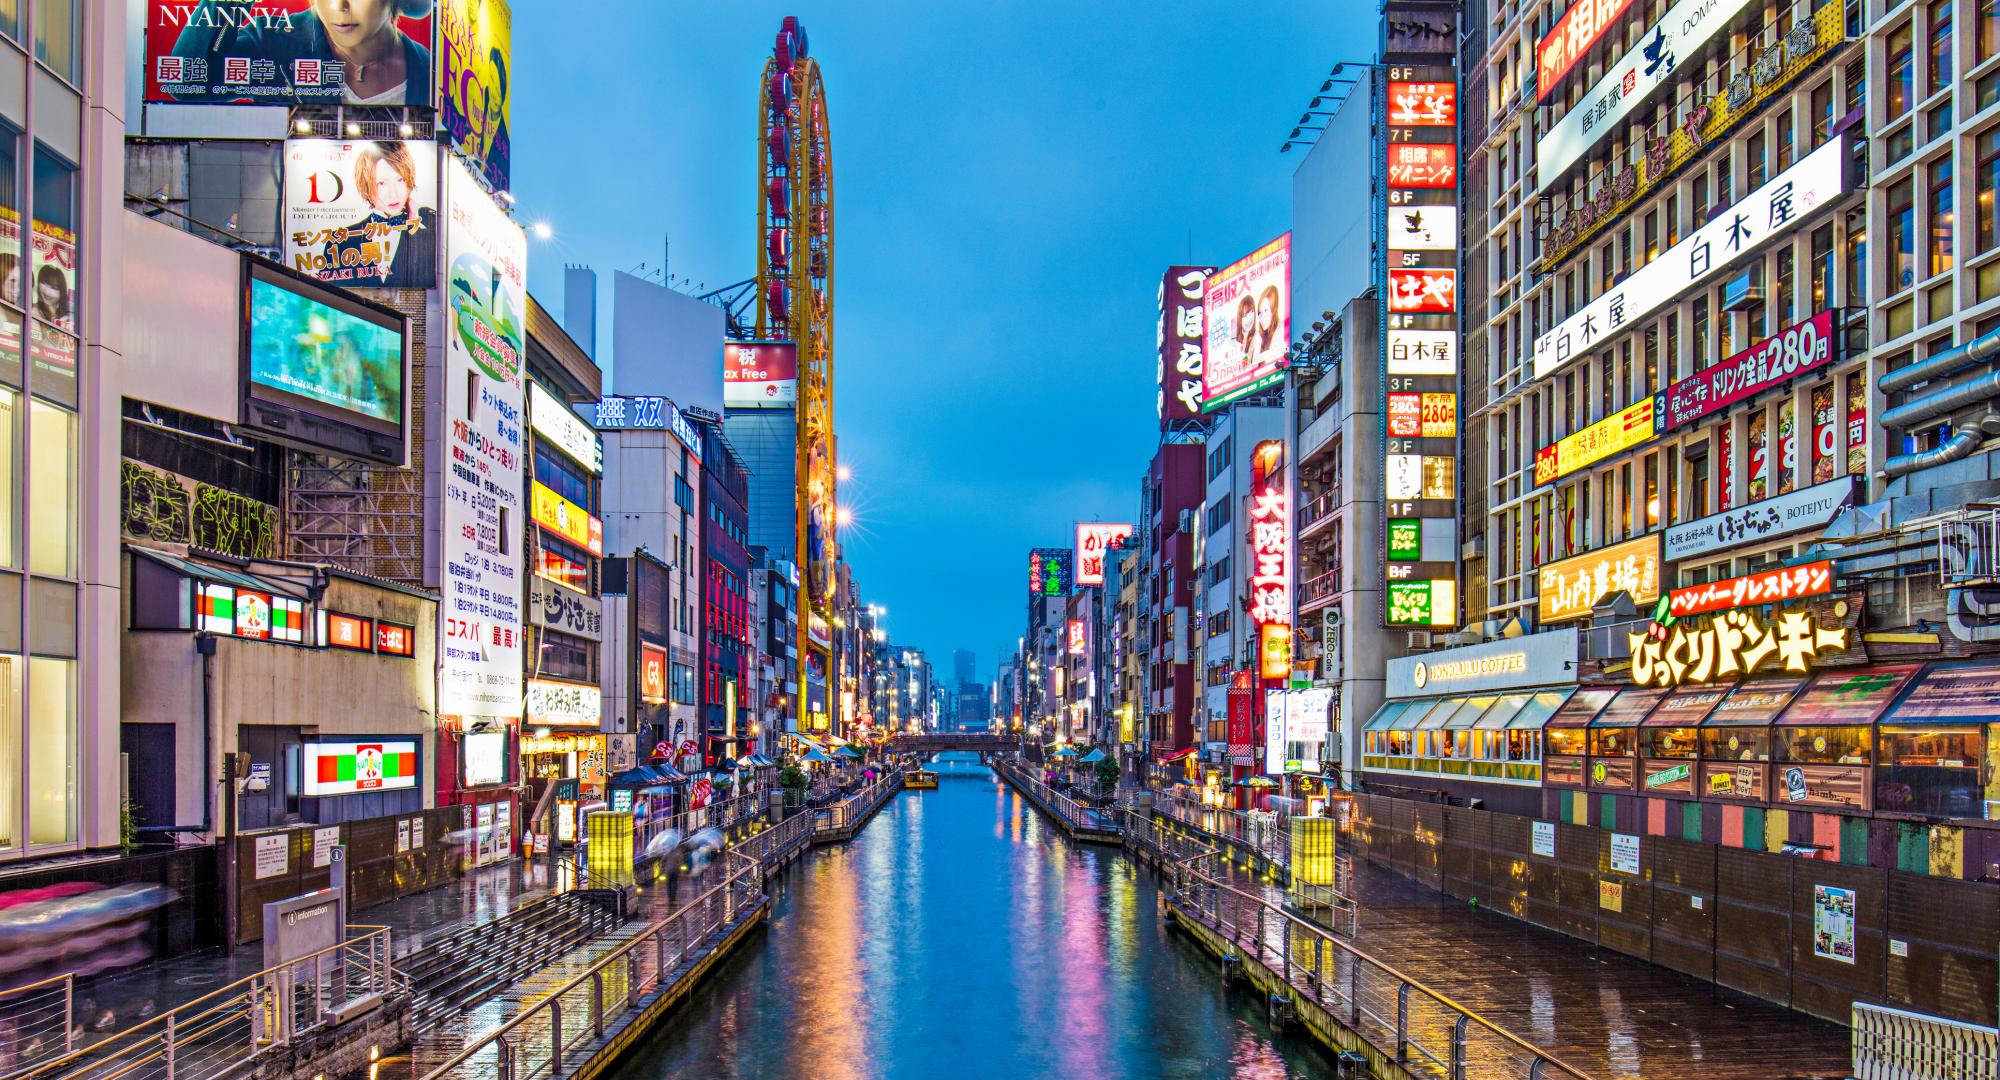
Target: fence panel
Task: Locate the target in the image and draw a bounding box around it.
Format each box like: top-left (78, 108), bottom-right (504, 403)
top-left (1886, 872), bottom-right (2000, 1025)
top-left (1647, 833), bottom-right (1717, 982)
top-left (1714, 847), bottom-right (1794, 1007)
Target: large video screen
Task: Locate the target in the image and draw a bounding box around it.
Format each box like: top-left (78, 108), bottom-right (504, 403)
top-left (244, 261), bottom-right (406, 438)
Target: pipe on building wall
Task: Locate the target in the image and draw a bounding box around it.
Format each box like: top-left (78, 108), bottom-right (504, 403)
top-left (1947, 586), bottom-right (2000, 644)
top-left (1877, 325), bottom-right (2000, 395)
top-left (1879, 369), bottom-right (2000, 431)
top-left (1883, 427), bottom-right (1983, 478)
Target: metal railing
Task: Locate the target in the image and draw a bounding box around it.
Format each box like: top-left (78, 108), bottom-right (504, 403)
top-left (1124, 810), bottom-right (1593, 1080)
top-left (1152, 792), bottom-right (1292, 867)
top-left (815, 769), bottom-right (905, 835)
top-left (994, 761), bottom-right (1119, 835)
top-left (1852, 1002), bottom-right (2000, 1080)
top-left (416, 853), bottom-right (766, 1080)
top-left (735, 809), bottom-right (815, 868)
top-left (6, 927), bottom-right (398, 1080)
top-left (0, 974), bottom-right (72, 1074)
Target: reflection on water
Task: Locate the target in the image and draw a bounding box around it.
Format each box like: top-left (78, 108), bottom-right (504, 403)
top-left (613, 756), bottom-right (1337, 1080)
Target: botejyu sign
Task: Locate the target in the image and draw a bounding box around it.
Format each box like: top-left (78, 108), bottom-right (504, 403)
top-left (1662, 476), bottom-right (1854, 561)
top-left (1534, 135), bottom-right (1852, 381)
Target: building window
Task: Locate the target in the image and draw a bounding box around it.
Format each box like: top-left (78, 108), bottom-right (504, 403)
top-left (26, 656), bottom-right (72, 847)
top-left (1930, 0), bottom-right (1954, 97)
top-left (27, 399), bottom-right (70, 578)
top-left (1985, 0), bottom-right (2000, 63)
top-left (1888, 177), bottom-right (1916, 293)
top-left (1930, 159), bottom-right (1954, 278)
top-left (1888, 22), bottom-right (1915, 121)
top-left (30, 146), bottom-right (76, 409)
top-left (33, 0), bottom-right (74, 83)
top-left (1845, 209), bottom-right (1869, 305)
top-left (1776, 247), bottom-right (1795, 325)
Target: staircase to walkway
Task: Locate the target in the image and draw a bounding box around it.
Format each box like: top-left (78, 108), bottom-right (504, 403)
top-left (401, 890), bottom-right (625, 1029)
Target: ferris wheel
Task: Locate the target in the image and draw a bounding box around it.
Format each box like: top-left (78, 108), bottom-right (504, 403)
top-left (756, 17), bottom-right (838, 647)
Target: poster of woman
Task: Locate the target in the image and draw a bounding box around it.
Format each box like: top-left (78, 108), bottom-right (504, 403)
top-left (283, 140), bottom-right (439, 288)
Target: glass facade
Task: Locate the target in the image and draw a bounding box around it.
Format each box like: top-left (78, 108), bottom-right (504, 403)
top-left (0, 0), bottom-right (85, 860)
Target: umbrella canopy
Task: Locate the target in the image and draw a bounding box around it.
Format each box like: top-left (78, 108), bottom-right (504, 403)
top-left (835, 745), bottom-right (866, 759)
top-left (1233, 776), bottom-right (1278, 788)
top-left (801, 748), bottom-right (834, 764)
top-left (1077, 749), bottom-right (1107, 764)
top-left (1050, 747), bottom-right (1079, 758)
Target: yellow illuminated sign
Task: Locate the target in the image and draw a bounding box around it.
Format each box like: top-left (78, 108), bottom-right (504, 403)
top-left (531, 482), bottom-right (603, 556)
top-left (1538, 534), bottom-right (1660, 624)
top-left (1535, 398), bottom-right (1656, 485)
top-left (1629, 608), bottom-right (1849, 688)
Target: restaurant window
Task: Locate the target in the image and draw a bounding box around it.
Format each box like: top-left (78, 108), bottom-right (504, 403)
top-left (1930, 0), bottom-right (1954, 97)
top-left (1776, 725), bottom-right (1871, 765)
top-left (1646, 726), bottom-right (1699, 759)
top-left (1381, 730), bottom-right (1414, 756)
top-left (1506, 729), bottom-right (1540, 761)
top-left (1589, 727), bottom-right (1636, 757)
top-left (1701, 725), bottom-right (1773, 762)
top-left (534, 628), bottom-right (596, 684)
top-left (1546, 727), bottom-right (1588, 756)
top-left (1875, 726), bottom-right (1986, 817)
top-left (533, 443), bottom-right (593, 511)
top-left (1888, 177), bottom-right (1916, 293)
top-left (1888, 21), bottom-right (1915, 121)
top-left (1930, 159), bottom-right (1954, 278)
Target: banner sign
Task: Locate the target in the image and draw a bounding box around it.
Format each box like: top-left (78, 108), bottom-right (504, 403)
top-left (1158, 266), bottom-right (1213, 426)
top-left (1535, 136), bottom-right (1850, 381)
top-left (1668, 559), bottom-right (1835, 617)
top-left (437, 0), bottom-right (512, 192)
top-left (1381, 33), bottom-right (1462, 630)
top-left (143, 0), bottom-right (434, 107)
top-left (1538, 533), bottom-right (1661, 623)
top-left (1535, 0), bottom-right (1760, 188)
top-left (528, 381), bottom-right (602, 474)
top-left (1536, 0), bottom-right (1638, 102)
top-left (525, 678), bottom-right (602, 727)
top-left (530, 576), bottom-right (603, 640)
top-left (282, 140), bottom-right (439, 288)
top-left (1535, 398), bottom-right (1656, 485)
top-left (1075, 523), bottom-right (1135, 586)
top-left (1662, 476), bottom-right (1853, 560)
top-left (723, 341), bottom-right (799, 407)
top-left (1661, 310), bottom-right (1840, 430)
top-left (439, 156), bottom-right (526, 718)
top-left (1202, 234), bottom-right (1292, 410)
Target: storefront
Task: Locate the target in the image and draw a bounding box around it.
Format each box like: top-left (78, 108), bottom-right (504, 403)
top-left (1360, 629), bottom-right (1579, 816)
top-left (1542, 659), bottom-right (2000, 832)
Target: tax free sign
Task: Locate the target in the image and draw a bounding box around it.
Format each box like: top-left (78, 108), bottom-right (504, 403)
top-left (1533, 134), bottom-right (1851, 382)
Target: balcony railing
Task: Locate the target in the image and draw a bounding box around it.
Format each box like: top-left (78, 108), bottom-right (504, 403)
top-left (1298, 488), bottom-right (1340, 534)
top-left (1299, 568), bottom-right (1340, 608)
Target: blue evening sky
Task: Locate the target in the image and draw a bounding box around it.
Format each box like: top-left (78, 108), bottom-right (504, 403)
top-left (514, 2), bottom-right (1349, 683)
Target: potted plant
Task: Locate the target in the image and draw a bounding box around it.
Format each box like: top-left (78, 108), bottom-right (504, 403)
top-left (1093, 756), bottom-right (1120, 798)
top-left (779, 763), bottom-right (808, 808)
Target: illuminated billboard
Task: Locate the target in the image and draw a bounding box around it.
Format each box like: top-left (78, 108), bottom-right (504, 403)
top-left (303, 741), bottom-right (419, 797)
top-left (437, 0), bottom-right (512, 191)
top-left (1248, 440), bottom-right (1291, 678)
top-left (241, 258), bottom-right (408, 464)
top-left (531, 482), bottom-right (604, 556)
top-left (1157, 266), bottom-right (1213, 427)
top-left (1535, 0), bottom-right (1637, 103)
top-left (142, 0), bottom-right (434, 107)
top-left (1201, 234), bottom-right (1291, 410)
top-left (1533, 398), bottom-right (1656, 485)
top-left (282, 139), bottom-right (439, 289)
top-left (1075, 523), bottom-right (1135, 586)
top-left (1028, 548), bottom-right (1072, 598)
top-left (1535, 135), bottom-right (1851, 381)
top-left (1379, 31), bottom-right (1462, 631)
top-left (1538, 534), bottom-right (1661, 623)
top-left (1668, 560), bottom-right (1834, 618)
top-left (724, 341), bottom-right (799, 407)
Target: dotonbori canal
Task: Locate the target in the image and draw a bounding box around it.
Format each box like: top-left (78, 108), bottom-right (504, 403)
top-left (612, 756), bottom-right (1336, 1079)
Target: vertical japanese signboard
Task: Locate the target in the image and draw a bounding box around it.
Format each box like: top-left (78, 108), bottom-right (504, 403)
top-left (1381, 2), bottom-right (1461, 630)
top-left (1075, 523), bottom-right (1135, 586)
top-left (440, 156), bottom-right (526, 718)
top-left (1248, 440), bottom-right (1291, 679)
top-left (1158, 266), bottom-right (1213, 427)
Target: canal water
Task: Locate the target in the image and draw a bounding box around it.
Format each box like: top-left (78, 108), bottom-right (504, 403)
top-left (613, 756), bottom-right (1339, 1079)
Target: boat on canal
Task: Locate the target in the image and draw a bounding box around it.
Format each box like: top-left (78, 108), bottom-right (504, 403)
top-left (904, 768), bottom-right (939, 789)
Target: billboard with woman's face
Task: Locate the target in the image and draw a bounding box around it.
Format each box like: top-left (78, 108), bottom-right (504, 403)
top-left (143, 0), bottom-right (434, 107)
top-left (1201, 233), bottom-right (1291, 411)
top-left (283, 139), bottom-right (439, 288)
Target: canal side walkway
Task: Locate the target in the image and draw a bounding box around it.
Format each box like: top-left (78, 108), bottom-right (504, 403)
top-left (1145, 799), bottom-right (1854, 1079)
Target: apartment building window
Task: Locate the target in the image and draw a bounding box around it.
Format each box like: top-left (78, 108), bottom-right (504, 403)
top-left (1846, 208), bottom-right (1869, 304)
top-left (1931, 160), bottom-right (1955, 278)
top-left (1889, 177), bottom-right (1917, 293)
top-left (1890, 22), bottom-right (1916, 122)
top-left (1776, 248), bottom-right (1796, 325)
top-left (1930, 0), bottom-right (1954, 97)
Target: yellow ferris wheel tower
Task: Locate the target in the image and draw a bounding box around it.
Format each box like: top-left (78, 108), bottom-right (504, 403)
top-left (755, 16), bottom-right (837, 729)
